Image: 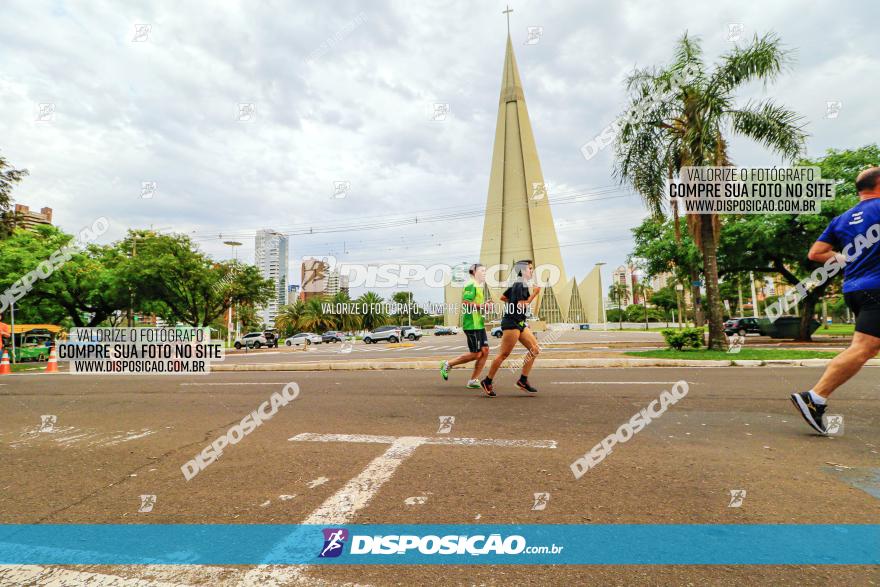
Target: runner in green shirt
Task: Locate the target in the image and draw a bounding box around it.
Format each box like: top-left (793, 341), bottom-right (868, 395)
top-left (440, 264), bottom-right (492, 388)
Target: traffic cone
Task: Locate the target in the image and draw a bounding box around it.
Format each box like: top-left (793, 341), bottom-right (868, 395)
top-left (0, 350), bottom-right (10, 375)
top-left (44, 345), bottom-right (58, 373)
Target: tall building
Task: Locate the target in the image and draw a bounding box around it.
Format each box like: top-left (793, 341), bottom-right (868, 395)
top-left (254, 229), bottom-right (289, 327)
top-left (443, 29), bottom-right (603, 325)
top-left (287, 284), bottom-right (300, 305)
top-left (612, 265), bottom-right (643, 305)
top-left (13, 204), bottom-right (53, 230)
top-left (325, 266), bottom-right (349, 297)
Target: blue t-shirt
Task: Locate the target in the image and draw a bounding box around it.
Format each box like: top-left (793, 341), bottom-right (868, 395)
top-left (817, 198), bottom-right (880, 293)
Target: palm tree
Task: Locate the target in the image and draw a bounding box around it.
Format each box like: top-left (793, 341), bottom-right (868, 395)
top-left (609, 283), bottom-right (629, 330)
top-left (275, 301), bottom-right (305, 336)
top-left (328, 291), bottom-right (359, 333)
top-left (615, 32), bottom-right (807, 349)
top-left (299, 296), bottom-right (336, 333)
top-left (356, 291), bottom-right (390, 332)
top-left (633, 282), bottom-right (653, 331)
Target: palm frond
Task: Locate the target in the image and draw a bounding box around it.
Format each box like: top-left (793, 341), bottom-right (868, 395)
top-left (709, 32), bottom-right (792, 94)
top-left (729, 99), bottom-right (808, 161)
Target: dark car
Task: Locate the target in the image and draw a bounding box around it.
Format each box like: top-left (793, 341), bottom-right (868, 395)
top-left (434, 326), bottom-right (459, 336)
top-left (724, 317), bottom-right (761, 336)
top-left (322, 331), bottom-right (344, 343)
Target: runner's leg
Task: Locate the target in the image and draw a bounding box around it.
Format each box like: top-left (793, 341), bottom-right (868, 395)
top-left (813, 331), bottom-right (880, 397)
top-left (518, 327), bottom-right (540, 377)
top-left (487, 329), bottom-right (520, 380)
top-left (470, 345), bottom-right (489, 380)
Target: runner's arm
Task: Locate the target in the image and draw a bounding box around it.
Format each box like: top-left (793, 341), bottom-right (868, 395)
top-left (808, 240), bottom-right (845, 264)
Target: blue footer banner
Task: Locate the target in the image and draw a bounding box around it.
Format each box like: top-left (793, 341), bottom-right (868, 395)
top-left (0, 524), bottom-right (877, 565)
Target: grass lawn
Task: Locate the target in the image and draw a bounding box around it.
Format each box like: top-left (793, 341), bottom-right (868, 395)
top-left (814, 323), bottom-right (854, 335)
top-left (626, 348), bottom-right (839, 361)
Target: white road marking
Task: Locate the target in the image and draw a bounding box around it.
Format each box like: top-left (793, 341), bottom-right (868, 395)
top-left (552, 381), bottom-right (690, 385)
top-left (180, 382), bottom-right (282, 386)
top-left (240, 431), bottom-right (557, 585)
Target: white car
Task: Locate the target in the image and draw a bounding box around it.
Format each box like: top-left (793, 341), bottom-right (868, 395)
top-left (284, 332), bottom-right (323, 346)
top-left (234, 332), bottom-right (268, 349)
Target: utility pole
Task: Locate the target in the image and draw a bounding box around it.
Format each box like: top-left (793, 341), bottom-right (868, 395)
top-left (749, 272), bottom-right (759, 318)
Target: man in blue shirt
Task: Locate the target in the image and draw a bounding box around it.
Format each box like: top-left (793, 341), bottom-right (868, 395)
top-left (791, 167), bottom-right (880, 434)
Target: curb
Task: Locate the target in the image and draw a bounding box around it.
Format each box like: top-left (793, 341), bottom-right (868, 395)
top-left (210, 357), bottom-right (836, 372)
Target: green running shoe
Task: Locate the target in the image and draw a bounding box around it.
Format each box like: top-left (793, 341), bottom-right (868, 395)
top-left (440, 360), bottom-right (449, 381)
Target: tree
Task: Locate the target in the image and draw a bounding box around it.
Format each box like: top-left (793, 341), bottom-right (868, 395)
top-left (328, 291), bottom-right (360, 332)
top-left (0, 152), bottom-right (28, 239)
top-left (632, 282), bottom-right (653, 330)
top-left (356, 291), bottom-right (389, 331)
top-left (615, 32), bottom-right (807, 349)
top-left (608, 283), bottom-right (629, 330)
top-left (718, 145), bottom-right (879, 339)
top-left (650, 286), bottom-right (678, 318)
top-left (0, 225), bottom-right (129, 326)
top-left (275, 301), bottom-right (306, 336)
top-left (125, 230), bottom-right (274, 327)
top-left (299, 296), bottom-right (336, 333)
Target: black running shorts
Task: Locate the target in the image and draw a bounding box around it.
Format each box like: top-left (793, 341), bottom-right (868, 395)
top-left (465, 329), bottom-right (489, 353)
top-left (500, 317), bottom-right (527, 332)
top-left (843, 288), bottom-right (880, 338)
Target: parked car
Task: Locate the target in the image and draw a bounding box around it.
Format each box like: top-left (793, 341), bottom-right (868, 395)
top-left (285, 332), bottom-right (323, 346)
top-left (400, 326), bottom-right (423, 341)
top-left (263, 329), bottom-right (279, 348)
top-left (234, 332), bottom-right (268, 349)
top-left (723, 317), bottom-right (762, 336)
top-left (433, 326), bottom-right (460, 336)
top-left (363, 325), bottom-right (402, 344)
top-left (322, 331), bottom-right (345, 343)
top-left (491, 326), bottom-right (503, 338)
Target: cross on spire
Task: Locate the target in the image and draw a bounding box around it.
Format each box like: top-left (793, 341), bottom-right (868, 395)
top-left (503, 5), bottom-right (513, 34)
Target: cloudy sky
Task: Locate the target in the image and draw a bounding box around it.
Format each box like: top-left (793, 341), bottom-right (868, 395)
top-left (2, 0), bottom-right (877, 303)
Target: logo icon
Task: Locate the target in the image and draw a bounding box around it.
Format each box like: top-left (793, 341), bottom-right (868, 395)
top-left (727, 23), bottom-right (744, 42)
top-left (318, 528), bottom-right (348, 558)
top-left (531, 492), bottom-right (550, 511)
top-left (825, 414), bottom-right (844, 436)
top-left (132, 24), bottom-right (152, 42)
top-left (36, 103), bottom-right (56, 123)
top-left (525, 26), bottom-right (543, 45)
top-left (728, 489), bottom-right (746, 508)
top-left (727, 333), bottom-right (745, 354)
top-left (237, 103), bottom-right (256, 122)
top-left (39, 415), bottom-right (57, 433)
top-left (429, 102), bottom-right (450, 122)
top-left (339, 340), bottom-right (353, 354)
top-left (437, 416), bottom-right (455, 434)
top-left (531, 182), bottom-right (548, 201)
top-left (332, 180), bottom-right (351, 199)
top-left (825, 101), bottom-right (842, 120)
top-left (138, 494), bottom-right (157, 513)
top-left (141, 181), bottom-right (158, 199)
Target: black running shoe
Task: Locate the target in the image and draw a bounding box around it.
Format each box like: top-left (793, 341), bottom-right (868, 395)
top-left (480, 378), bottom-right (496, 397)
top-left (790, 391), bottom-right (827, 434)
top-left (516, 378), bottom-right (538, 394)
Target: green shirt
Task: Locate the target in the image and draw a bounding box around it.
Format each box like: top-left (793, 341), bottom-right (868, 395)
top-left (461, 280), bottom-right (485, 330)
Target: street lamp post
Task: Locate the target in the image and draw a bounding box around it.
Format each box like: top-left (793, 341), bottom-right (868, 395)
top-left (224, 241), bottom-right (243, 348)
top-left (595, 262), bottom-right (606, 331)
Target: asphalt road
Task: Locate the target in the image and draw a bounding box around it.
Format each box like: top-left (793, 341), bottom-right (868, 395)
top-left (1, 367), bottom-right (878, 585)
